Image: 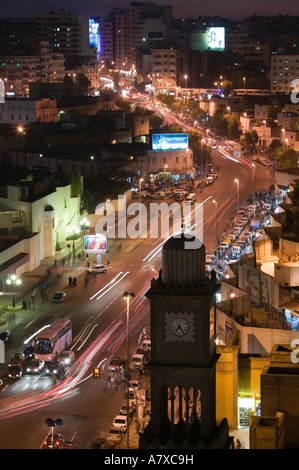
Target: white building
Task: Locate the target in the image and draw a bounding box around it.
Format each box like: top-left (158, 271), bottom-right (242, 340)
top-left (0, 179), bottom-right (81, 287)
top-left (271, 54), bottom-right (299, 94)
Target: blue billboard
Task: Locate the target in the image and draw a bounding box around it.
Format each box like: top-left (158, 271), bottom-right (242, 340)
top-left (152, 133), bottom-right (189, 151)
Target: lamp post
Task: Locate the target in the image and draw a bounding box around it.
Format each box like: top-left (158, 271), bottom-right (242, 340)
top-left (243, 76), bottom-right (246, 92)
top-left (212, 199), bottom-right (218, 268)
top-left (80, 217), bottom-right (90, 260)
top-left (67, 225), bottom-right (80, 252)
top-left (6, 274), bottom-right (21, 308)
top-left (234, 178), bottom-right (240, 239)
top-left (251, 163), bottom-right (256, 216)
top-left (123, 291), bottom-right (135, 449)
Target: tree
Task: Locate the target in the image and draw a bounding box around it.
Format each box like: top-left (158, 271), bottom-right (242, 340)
top-left (149, 113), bottom-right (164, 129)
top-left (222, 80), bottom-right (233, 96)
top-left (273, 144), bottom-right (297, 168)
top-left (77, 73), bottom-right (91, 92)
top-left (227, 116), bottom-right (242, 140)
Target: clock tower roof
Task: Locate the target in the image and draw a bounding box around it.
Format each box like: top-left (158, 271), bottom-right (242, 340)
top-left (162, 233), bottom-right (206, 289)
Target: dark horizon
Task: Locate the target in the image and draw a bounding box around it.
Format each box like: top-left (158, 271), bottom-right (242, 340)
top-left (0, 0), bottom-right (298, 21)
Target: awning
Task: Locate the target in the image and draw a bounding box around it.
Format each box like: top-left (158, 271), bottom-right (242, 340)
top-left (0, 252), bottom-right (30, 279)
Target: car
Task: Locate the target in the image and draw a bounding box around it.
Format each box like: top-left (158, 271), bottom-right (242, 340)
top-left (42, 433), bottom-right (65, 449)
top-left (52, 292), bottom-right (66, 303)
top-left (90, 437), bottom-right (116, 449)
top-left (26, 359), bottom-right (45, 374)
top-left (119, 400), bottom-right (135, 418)
top-left (45, 360), bottom-right (65, 379)
top-left (112, 415), bottom-right (128, 432)
top-left (106, 427), bottom-right (122, 444)
top-left (87, 264), bottom-right (107, 274)
top-left (136, 347), bottom-right (151, 362)
top-left (23, 345), bottom-right (35, 359)
top-left (108, 356), bottom-right (126, 372)
top-left (8, 365), bottom-right (23, 380)
top-left (8, 353), bottom-right (25, 368)
top-left (141, 339), bottom-right (151, 351)
top-left (130, 353), bottom-right (145, 370)
top-left (0, 330), bottom-right (11, 343)
top-left (59, 350), bottom-right (75, 366)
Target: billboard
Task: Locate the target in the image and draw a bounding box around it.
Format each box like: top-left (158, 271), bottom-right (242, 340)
top-left (152, 133), bottom-right (189, 151)
top-left (191, 28), bottom-right (225, 51)
top-left (84, 234), bottom-right (107, 254)
top-left (206, 27), bottom-right (225, 50)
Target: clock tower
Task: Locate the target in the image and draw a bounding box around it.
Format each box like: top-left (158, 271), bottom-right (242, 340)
top-left (139, 233), bottom-right (231, 449)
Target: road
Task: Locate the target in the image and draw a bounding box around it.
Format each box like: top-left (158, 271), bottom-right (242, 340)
top-left (0, 105), bottom-right (274, 449)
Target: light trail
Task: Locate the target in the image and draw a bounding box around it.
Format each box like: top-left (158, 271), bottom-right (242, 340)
top-left (89, 271), bottom-right (125, 300)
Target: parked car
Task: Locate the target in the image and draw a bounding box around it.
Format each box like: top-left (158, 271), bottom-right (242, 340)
top-left (8, 353), bottom-right (25, 368)
top-left (25, 359), bottom-right (45, 374)
top-left (52, 292), bottom-right (66, 303)
top-left (59, 350), bottom-right (75, 366)
top-left (119, 400), bottom-right (135, 418)
top-left (141, 339), bottom-right (151, 351)
top-left (106, 427), bottom-right (122, 444)
top-left (8, 365), bottom-right (23, 380)
top-left (136, 347), bottom-right (151, 363)
top-left (90, 437), bottom-right (116, 449)
top-left (112, 415), bottom-right (128, 432)
top-left (130, 354), bottom-right (145, 370)
top-left (87, 264), bottom-right (107, 274)
top-left (0, 330), bottom-right (11, 343)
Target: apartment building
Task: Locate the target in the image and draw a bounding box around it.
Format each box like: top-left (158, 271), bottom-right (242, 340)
top-left (34, 10), bottom-right (90, 62)
top-left (271, 54), bottom-right (299, 94)
top-left (151, 48), bottom-right (177, 91)
top-left (0, 97), bottom-right (58, 125)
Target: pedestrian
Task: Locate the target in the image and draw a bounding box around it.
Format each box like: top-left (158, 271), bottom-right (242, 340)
top-left (72, 277), bottom-right (77, 287)
top-left (68, 276), bottom-right (72, 287)
top-left (27, 298), bottom-right (31, 309)
top-left (236, 438), bottom-right (241, 449)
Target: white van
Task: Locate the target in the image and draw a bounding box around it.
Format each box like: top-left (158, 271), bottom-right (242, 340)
top-left (185, 193), bottom-right (196, 204)
top-left (141, 339), bottom-right (151, 350)
top-left (130, 354), bottom-right (145, 370)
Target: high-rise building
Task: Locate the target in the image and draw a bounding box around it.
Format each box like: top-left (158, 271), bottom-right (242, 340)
top-left (34, 9), bottom-right (90, 64)
top-left (99, 2), bottom-right (173, 71)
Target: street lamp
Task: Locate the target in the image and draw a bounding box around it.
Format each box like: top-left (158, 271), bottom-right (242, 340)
top-left (6, 274), bottom-right (21, 308)
top-left (80, 217), bottom-right (90, 260)
top-left (212, 199), bottom-right (218, 268)
top-left (234, 178), bottom-right (240, 239)
top-left (123, 291), bottom-right (135, 449)
top-left (139, 177), bottom-right (144, 205)
top-left (67, 225), bottom-right (80, 252)
top-left (251, 164), bottom-right (256, 216)
top-left (184, 74), bottom-right (188, 89)
top-left (243, 76), bottom-right (246, 92)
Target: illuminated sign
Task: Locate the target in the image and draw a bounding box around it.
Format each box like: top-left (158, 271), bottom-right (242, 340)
top-left (152, 133), bottom-right (189, 151)
top-left (84, 234), bottom-right (107, 254)
top-left (89, 18), bottom-right (101, 56)
top-left (191, 28), bottom-right (225, 51)
top-left (206, 27), bottom-right (225, 50)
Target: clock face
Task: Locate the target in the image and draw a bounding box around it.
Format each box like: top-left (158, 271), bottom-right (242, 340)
top-left (171, 318), bottom-right (189, 336)
top-left (164, 312), bottom-right (195, 343)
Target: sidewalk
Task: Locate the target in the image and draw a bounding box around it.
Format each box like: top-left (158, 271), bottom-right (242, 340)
top-left (0, 250), bottom-right (87, 327)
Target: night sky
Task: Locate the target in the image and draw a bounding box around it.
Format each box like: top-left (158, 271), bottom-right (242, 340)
top-left (1, 0), bottom-right (298, 19)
